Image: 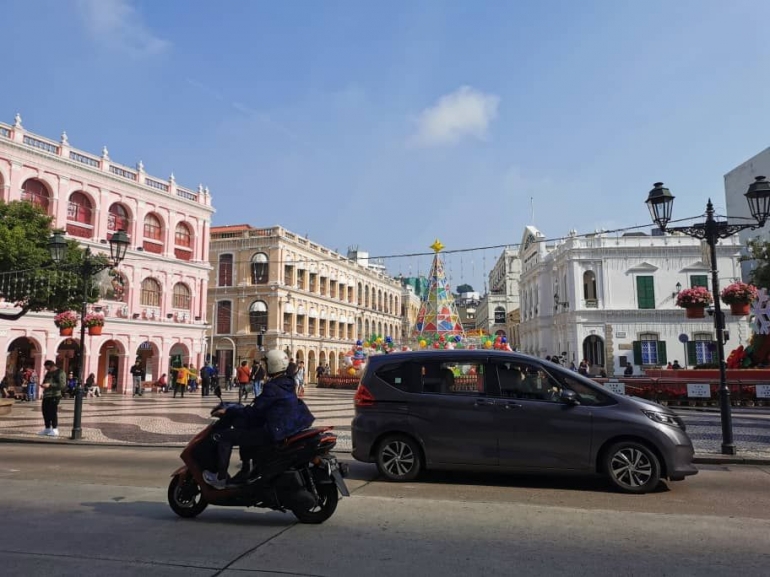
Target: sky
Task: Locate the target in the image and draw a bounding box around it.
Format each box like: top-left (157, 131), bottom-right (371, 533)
top-left (3, 0), bottom-right (770, 293)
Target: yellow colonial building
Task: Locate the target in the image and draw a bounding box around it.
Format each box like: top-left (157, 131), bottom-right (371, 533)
top-left (208, 225), bottom-right (402, 380)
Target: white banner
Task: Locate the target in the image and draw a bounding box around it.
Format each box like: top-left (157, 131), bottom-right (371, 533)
top-left (756, 384), bottom-right (770, 399)
top-left (687, 383), bottom-right (711, 398)
top-left (604, 380), bottom-right (626, 395)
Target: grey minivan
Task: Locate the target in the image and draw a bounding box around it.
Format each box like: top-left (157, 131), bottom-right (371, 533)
top-left (351, 350), bottom-right (697, 493)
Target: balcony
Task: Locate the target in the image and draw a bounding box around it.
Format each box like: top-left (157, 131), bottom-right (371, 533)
top-left (66, 222), bottom-right (93, 239)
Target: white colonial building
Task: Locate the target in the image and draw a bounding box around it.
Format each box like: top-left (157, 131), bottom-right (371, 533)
top-left (517, 226), bottom-right (751, 376)
top-left (475, 247), bottom-right (521, 338)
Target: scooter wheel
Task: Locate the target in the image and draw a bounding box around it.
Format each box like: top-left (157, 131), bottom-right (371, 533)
top-left (291, 478), bottom-right (338, 524)
top-left (168, 474), bottom-right (208, 518)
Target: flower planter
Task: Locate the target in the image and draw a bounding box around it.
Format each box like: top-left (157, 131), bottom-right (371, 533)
top-left (685, 306), bottom-right (706, 319)
top-left (59, 327), bottom-right (74, 336)
top-left (88, 325), bottom-right (103, 336)
top-left (729, 302), bottom-right (750, 316)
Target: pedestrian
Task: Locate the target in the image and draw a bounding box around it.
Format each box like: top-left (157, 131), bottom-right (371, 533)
top-left (157, 373), bottom-right (168, 393)
top-left (315, 363), bottom-right (324, 384)
top-left (201, 363), bottom-right (214, 397)
top-left (624, 364), bottom-right (634, 377)
top-left (0, 374), bottom-right (9, 398)
top-left (250, 359), bottom-right (265, 397)
top-left (173, 365), bottom-right (190, 398)
top-left (38, 360), bottom-right (65, 437)
top-left (672, 360), bottom-right (682, 370)
top-left (294, 360), bottom-right (306, 397)
top-left (131, 360), bottom-right (145, 397)
top-left (25, 365), bottom-right (37, 401)
top-left (187, 365), bottom-right (199, 393)
top-left (85, 373), bottom-right (100, 397)
top-left (236, 360), bottom-right (251, 402)
top-left (66, 372), bottom-right (78, 398)
top-left (578, 360), bottom-right (588, 376)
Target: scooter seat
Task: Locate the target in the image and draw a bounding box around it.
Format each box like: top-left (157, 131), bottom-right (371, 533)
top-left (281, 426), bottom-right (333, 447)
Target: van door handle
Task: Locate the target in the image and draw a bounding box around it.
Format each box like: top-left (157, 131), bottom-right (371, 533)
top-left (474, 399), bottom-right (496, 407)
top-left (502, 401), bottom-right (522, 410)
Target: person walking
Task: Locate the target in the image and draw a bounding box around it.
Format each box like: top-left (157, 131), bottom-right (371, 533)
top-left (236, 360), bottom-right (251, 402)
top-left (173, 365), bottom-right (190, 398)
top-left (200, 363), bottom-right (214, 397)
top-left (315, 363), bottom-right (324, 384)
top-left (294, 360), bottom-right (306, 398)
top-left (131, 360), bottom-right (145, 397)
top-left (187, 365), bottom-right (199, 393)
top-left (250, 360), bottom-right (265, 397)
top-left (25, 365), bottom-right (37, 401)
top-left (38, 360), bottom-right (65, 437)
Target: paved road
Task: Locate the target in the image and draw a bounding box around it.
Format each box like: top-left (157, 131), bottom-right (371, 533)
top-left (1, 445), bottom-right (769, 576)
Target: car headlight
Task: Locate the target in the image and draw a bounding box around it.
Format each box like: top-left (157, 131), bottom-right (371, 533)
top-left (642, 409), bottom-right (685, 430)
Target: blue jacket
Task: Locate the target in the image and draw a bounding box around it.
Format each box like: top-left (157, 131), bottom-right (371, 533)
top-left (229, 375), bottom-right (314, 442)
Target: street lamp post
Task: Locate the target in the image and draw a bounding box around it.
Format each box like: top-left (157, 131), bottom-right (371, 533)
top-left (645, 178), bottom-right (770, 455)
top-left (48, 230), bottom-right (130, 440)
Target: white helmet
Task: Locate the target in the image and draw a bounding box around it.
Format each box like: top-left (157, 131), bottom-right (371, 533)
top-left (266, 349), bottom-right (289, 376)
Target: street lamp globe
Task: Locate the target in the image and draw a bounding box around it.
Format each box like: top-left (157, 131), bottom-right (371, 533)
top-left (48, 231), bottom-right (68, 264)
top-left (744, 175), bottom-right (770, 227)
top-left (108, 229), bottom-right (130, 265)
top-left (645, 182), bottom-right (675, 230)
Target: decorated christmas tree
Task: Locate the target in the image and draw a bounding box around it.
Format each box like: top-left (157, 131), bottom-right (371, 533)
top-left (413, 239), bottom-right (465, 339)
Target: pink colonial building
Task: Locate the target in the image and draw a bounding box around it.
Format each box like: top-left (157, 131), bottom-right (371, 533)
top-left (0, 114), bottom-right (214, 394)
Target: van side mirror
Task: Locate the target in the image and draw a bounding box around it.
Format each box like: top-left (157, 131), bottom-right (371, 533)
top-left (560, 389), bottom-right (580, 405)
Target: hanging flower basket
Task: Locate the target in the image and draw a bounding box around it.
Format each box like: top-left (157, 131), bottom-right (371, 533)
top-left (686, 307), bottom-right (706, 319)
top-left (730, 302), bottom-right (751, 316)
top-left (721, 282), bottom-right (757, 315)
top-left (84, 312), bottom-right (105, 335)
top-left (88, 325), bottom-right (103, 336)
top-left (54, 311), bottom-right (78, 334)
top-left (676, 287), bottom-right (713, 316)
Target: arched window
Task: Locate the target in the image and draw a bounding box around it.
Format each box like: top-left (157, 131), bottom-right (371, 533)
top-left (143, 213), bottom-right (163, 240)
top-left (172, 283), bottom-right (191, 310)
top-left (216, 300), bottom-right (232, 334)
top-left (21, 178), bottom-right (50, 212)
top-left (251, 252), bottom-right (269, 284)
top-left (67, 192), bottom-right (93, 225)
top-left (365, 286), bottom-right (370, 308)
top-left (218, 254), bottom-right (233, 287)
top-left (249, 300), bottom-right (268, 333)
top-left (140, 278), bottom-right (162, 307)
top-left (108, 203), bottom-right (131, 235)
top-left (583, 271), bottom-right (597, 302)
top-left (377, 290), bottom-right (383, 312)
top-left (174, 222), bottom-right (193, 261)
top-left (365, 320), bottom-right (370, 337)
top-left (357, 283), bottom-right (363, 306)
top-left (494, 306), bottom-right (506, 324)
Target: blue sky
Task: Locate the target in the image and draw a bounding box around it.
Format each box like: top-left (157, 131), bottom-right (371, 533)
top-left (4, 0), bottom-right (770, 292)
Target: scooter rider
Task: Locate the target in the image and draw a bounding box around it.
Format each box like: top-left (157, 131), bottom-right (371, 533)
top-left (203, 349), bottom-right (315, 490)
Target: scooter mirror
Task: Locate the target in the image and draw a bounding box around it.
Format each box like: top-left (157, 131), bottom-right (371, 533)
top-left (214, 385), bottom-right (222, 399)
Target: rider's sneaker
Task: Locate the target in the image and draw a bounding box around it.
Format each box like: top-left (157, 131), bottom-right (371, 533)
top-left (229, 468), bottom-right (251, 485)
top-left (203, 470), bottom-right (227, 490)
top-left (37, 428), bottom-right (51, 436)
top-left (49, 428), bottom-right (60, 437)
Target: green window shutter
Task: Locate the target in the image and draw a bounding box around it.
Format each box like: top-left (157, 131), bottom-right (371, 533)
top-left (636, 276), bottom-right (655, 309)
top-left (632, 341), bottom-right (642, 365)
top-left (686, 342), bottom-right (697, 366)
top-left (691, 275), bottom-right (708, 288)
top-left (657, 341), bottom-right (668, 365)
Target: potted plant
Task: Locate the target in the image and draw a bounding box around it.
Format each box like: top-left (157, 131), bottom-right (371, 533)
top-left (84, 312), bottom-right (105, 336)
top-left (720, 281), bottom-right (758, 316)
top-left (54, 311), bottom-right (78, 336)
top-left (676, 286), bottom-right (713, 319)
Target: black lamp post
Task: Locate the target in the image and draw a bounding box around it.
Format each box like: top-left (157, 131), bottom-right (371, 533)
top-left (49, 230), bottom-right (130, 440)
top-left (646, 177), bottom-right (770, 455)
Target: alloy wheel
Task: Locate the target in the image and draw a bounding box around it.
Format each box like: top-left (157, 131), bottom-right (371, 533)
top-left (381, 440), bottom-right (416, 477)
top-left (610, 447), bottom-right (653, 488)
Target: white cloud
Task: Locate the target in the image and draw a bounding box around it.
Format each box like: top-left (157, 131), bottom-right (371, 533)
top-left (77, 0), bottom-right (169, 58)
top-left (411, 86), bottom-right (500, 147)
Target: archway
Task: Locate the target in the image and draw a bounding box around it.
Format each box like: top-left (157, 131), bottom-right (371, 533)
top-left (329, 352), bottom-right (338, 375)
top-left (135, 340), bottom-right (161, 382)
top-left (296, 349), bottom-right (304, 364)
top-left (214, 337), bottom-right (236, 382)
top-left (582, 335), bottom-right (605, 369)
top-left (56, 338), bottom-right (81, 377)
top-left (308, 351), bottom-right (316, 383)
top-left (98, 339), bottom-right (126, 392)
top-left (319, 351), bottom-right (327, 374)
top-left (169, 343), bottom-right (191, 377)
top-left (6, 337), bottom-right (39, 378)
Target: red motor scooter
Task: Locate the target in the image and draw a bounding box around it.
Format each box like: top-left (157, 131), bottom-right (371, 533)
top-left (168, 392), bottom-right (349, 524)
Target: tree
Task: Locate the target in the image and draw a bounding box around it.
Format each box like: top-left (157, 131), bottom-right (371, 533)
top-left (456, 283), bottom-right (474, 294)
top-left (0, 200), bottom-right (92, 321)
top-left (743, 238), bottom-right (770, 290)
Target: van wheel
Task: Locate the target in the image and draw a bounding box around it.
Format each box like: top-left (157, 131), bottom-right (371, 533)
top-left (376, 435), bottom-right (422, 481)
top-left (604, 441), bottom-right (661, 494)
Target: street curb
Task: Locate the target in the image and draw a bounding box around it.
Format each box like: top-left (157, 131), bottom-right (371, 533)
top-left (692, 454), bottom-right (770, 466)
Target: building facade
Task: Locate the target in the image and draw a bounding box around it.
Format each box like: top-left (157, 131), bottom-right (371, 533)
top-left (208, 225), bottom-right (402, 380)
top-left (724, 147), bottom-right (770, 280)
top-left (0, 114), bottom-right (214, 393)
top-left (517, 226), bottom-right (750, 375)
top-left (475, 247), bottom-right (521, 337)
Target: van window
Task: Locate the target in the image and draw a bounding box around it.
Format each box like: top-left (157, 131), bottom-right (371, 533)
top-left (419, 361), bottom-right (486, 395)
top-left (489, 360), bottom-right (563, 402)
top-left (559, 374), bottom-right (614, 406)
top-left (375, 362), bottom-right (411, 392)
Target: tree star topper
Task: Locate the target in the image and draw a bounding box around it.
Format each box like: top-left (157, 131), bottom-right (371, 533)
top-left (430, 239), bottom-right (444, 253)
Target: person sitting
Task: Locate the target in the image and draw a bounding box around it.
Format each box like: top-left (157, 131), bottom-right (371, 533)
top-left (84, 373), bottom-right (100, 397)
top-left (624, 364), bottom-right (634, 377)
top-left (672, 360), bottom-right (682, 370)
top-left (203, 349), bottom-right (315, 489)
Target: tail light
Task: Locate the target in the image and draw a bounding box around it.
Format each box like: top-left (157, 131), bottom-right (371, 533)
top-left (354, 384), bottom-right (376, 407)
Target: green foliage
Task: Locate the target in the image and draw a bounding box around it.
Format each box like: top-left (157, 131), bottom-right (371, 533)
top-left (0, 200), bottom-right (93, 319)
top-left (456, 283), bottom-right (474, 294)
top-left (743, 238), bottom-right (770, 290)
